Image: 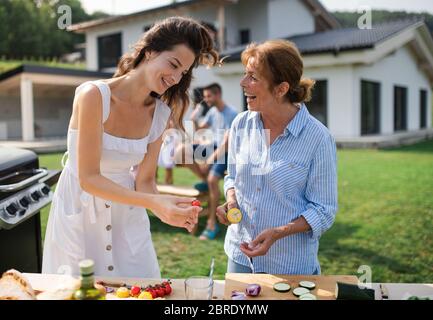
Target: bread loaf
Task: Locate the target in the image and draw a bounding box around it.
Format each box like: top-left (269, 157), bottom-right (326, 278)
top-left (0, 269), bottom-right (36, 300)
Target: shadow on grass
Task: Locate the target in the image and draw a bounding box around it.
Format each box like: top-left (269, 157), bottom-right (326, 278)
top-left (382, 139), bottom-right (433, 154)
top-left (320, 221), bottom-right (419, 276)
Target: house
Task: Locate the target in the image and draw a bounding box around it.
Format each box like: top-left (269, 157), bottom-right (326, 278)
top-left (1, 0), bottom-right (432, 148)
top-left (68, 0), bottom-right (433, 147)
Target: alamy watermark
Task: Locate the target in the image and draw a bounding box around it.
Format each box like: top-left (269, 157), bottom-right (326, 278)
top-left (357, 264), bottom-right (372, 289)
top-left (57, 5), bottom-right (72, 30)
top-left (357, 6), bottom-right (372, 30)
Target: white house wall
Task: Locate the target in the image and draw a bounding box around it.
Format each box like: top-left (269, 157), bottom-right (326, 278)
top-left (354, 45), bottom-right (432, 134)
top-left (305, 65), bottom-right (358, 138)
top-left (224, 3), bottom-right (240, 48)
top-left (268, 0), bottom-right (315, 39)
top-left (193, 61), bottom-right (359, 138)
top-left (235, 0), bottom-right (269, 43)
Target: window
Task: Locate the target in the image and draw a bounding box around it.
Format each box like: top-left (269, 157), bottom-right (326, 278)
top-left (240, 29), bottom-right (250, 45)
top-left (308, 80), bottom-right (327, 126)
top-left (361, 80), bottom-right (380, 135)
top-left (394, 86), bottom-right (407, 131)
top-left (420, 89), bottom-right (428, 129)
top-left (98, 33), bottom-right (122, 70)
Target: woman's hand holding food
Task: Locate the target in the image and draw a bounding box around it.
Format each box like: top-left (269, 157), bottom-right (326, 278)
top-left (150, 194), bottom-right (201, 232)
top-left (216, 200), bottom-right (239, 225)
top-left (216, 188), bottom-right (239, 225)
top-left (240, 226), bottom-right (292, 257)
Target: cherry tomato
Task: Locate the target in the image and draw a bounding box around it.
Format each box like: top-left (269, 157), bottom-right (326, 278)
top-left (130, 286), bottom-right (141, 296)
top-left (163, 283), bottom-right (172, 295)
top-left (145, 288), bottom-right (158, 299)
top-left (191, 200), bottom-right (201, 207)
top-left (155, 286), bottom-right (165, 298)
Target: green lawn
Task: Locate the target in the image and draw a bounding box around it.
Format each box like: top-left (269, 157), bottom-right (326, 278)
top-left (38, 140), bottom-right (433, 283)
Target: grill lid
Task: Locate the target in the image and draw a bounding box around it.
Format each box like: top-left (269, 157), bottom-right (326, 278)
top-left (0, 147), bottom-right (37, 173)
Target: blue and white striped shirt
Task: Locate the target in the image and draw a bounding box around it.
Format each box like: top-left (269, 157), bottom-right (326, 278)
top-left (223, 104), bottom-right (338, 274)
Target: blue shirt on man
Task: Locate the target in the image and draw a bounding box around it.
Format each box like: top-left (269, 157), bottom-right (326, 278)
top-left (202, 105), bottom-right (238, 146)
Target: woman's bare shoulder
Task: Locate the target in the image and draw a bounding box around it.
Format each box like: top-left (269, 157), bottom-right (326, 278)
top-left (74, 84), bottom-right (104, 116)
top-left (76, 83), bottom-right (101, 104)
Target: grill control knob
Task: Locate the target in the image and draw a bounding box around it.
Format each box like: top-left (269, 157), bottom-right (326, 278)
top-left (41, 186), bottom-right (50, 196)
top-left (19, 196), bottom-right (31, 208)
top-left (31, 191), bottom-right (42, 201)
top-left (6, 203), bottom-right (19, 216)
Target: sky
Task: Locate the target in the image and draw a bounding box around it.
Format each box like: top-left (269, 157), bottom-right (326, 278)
top-left (80, 0), bottom-right (433, 16)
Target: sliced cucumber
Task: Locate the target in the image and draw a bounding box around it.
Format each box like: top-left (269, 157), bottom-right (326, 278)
top-left (273, 282), bottom-right (291, 293)
top-left (299, 293), bottom-right (317, 300)
top-left (299, 281), bottom-right (316, 290)
top-left (293, 287), bottom-right (310, 297)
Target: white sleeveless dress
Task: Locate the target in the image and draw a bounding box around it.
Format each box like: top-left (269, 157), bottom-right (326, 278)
top-left (42, 80), bottom-right (171, 278)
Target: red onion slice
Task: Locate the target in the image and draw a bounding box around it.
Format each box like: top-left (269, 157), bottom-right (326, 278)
top-left (245, 283), bottom-right (261, 296)
top-left (231, 290), bottom-right (247, 300)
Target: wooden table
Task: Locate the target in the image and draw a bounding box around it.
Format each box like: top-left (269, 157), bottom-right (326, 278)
top-left (24, 273), bottom-right (225, 300)
top-left (23, 273), bottom-right (433, 300)
top-left (224, 273), bottom-right (358, 300)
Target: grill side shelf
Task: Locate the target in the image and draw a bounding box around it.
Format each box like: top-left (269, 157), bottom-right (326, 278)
top-left (38, 169), bottom-right (62, 187)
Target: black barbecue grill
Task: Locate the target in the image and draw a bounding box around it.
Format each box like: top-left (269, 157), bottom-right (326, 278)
top-left (0, 147), bottom-right (60, 273)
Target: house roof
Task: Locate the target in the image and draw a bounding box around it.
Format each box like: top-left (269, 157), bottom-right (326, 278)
top-left (68, 0), bottom-right (339, 32)
top-left (222, 19), bottom-right (426, 62)
top-left (68, 0), bottom-right (219, 32)
top-left (0, 64), bottom-right (112, 83)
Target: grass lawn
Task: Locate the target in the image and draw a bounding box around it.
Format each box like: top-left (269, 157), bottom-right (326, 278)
top-left (38, 139), bottom-right (433, 283)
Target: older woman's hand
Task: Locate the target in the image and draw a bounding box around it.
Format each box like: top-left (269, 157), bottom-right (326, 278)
top-left (216, 200), bottom-right (239, 225)
top-left (240, 227), bottom-right (289, 257)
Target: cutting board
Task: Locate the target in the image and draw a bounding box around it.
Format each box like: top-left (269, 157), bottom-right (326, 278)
top-left (224, 273), bottom-right (358, 300)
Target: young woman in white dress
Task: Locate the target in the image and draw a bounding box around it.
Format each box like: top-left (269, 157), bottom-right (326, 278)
top-left (42, 17), bottom-right (218, 277)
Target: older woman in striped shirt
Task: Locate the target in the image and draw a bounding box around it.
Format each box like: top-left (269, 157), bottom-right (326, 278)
top-left (216, 40), bottom-right (338, 275)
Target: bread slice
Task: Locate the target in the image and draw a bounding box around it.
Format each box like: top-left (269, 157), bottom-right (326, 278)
top-left (0, 269), bottom-right (36, 300)
top-left (37, 288), bottom-right (75, 300)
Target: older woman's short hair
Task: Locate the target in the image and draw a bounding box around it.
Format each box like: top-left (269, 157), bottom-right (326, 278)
top-left (241, 40), bottom-right (315, 104)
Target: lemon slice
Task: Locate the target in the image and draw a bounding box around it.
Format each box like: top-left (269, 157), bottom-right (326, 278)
top-left (226, 208), bottom-right (242, 224)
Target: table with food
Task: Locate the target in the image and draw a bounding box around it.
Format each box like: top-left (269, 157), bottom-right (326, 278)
top-left (0, 261), bottom-right (431, 300)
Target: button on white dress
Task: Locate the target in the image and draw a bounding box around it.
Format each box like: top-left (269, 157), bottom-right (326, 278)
top-left (42, 80), bottom-right (171, 278)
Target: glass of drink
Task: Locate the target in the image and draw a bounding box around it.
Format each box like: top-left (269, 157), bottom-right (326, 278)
top-left (184, 276), bottom-right (214, 300)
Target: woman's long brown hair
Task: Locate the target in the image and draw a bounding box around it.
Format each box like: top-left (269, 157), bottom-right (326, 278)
top-left (113, 17), bottom-right (219, 130)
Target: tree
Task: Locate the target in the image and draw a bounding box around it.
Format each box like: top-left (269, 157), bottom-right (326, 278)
top-left (0, 0), bottom-right (109, 59)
